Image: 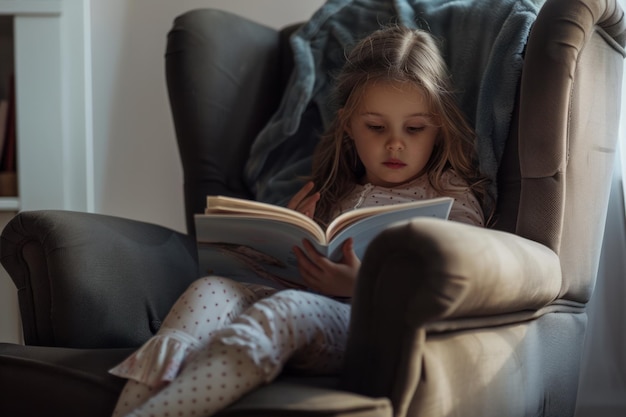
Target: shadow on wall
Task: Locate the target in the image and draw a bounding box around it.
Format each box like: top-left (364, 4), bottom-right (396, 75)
top-left (94, 0), bottom-right (186, 233)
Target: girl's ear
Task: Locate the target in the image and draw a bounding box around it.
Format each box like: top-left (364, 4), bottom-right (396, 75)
top-left (339, 108), bottom-right (354, 139)
top-left (431, 116), bottom-right (443, 143)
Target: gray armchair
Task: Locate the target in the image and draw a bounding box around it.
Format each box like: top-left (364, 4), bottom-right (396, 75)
top-left (1, 0), bottom-right (625, 416)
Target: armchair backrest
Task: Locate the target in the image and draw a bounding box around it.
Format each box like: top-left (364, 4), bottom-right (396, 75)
top-left (166, 11), bottom-right (297, 227)
top-left (166, 0), bottom-right (626, 306)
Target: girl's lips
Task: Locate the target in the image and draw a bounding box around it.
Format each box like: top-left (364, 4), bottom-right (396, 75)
top-left (383, 159), bottom-right (406, 169)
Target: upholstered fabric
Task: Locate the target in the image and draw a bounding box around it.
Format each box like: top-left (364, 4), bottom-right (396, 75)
top-left (166, 9), bottom-right (285, 233)
top-left (517, 0), bottom-right (626, 304)
top-left (340, 219), bottom-right (583, 415)
top-left (0, 344), bottom-right (132, 417)
top-left (0, 210), bottom-right (199, 347)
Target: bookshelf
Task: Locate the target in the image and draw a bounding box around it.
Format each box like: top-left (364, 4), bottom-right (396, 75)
top-left (0, 0), bottom-right (92, 343)
top-left (0, 0), bottom-right (93, 213)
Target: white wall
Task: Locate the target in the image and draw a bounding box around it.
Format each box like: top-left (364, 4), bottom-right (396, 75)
top-left (89, 0), bottom-right (323, 233)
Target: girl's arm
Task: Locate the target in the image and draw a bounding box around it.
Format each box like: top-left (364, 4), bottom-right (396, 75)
top-left (449, 190), bottom-right (485, 227)
top-left (443, 170), bottom-right (486, 227)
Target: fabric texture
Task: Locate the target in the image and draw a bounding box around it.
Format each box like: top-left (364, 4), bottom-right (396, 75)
top-left (109, 329), bottom-right (200, 388)
top-left (244, 0), bottom-right (543, 206)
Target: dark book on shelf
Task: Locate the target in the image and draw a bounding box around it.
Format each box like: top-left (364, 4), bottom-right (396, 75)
top-left (0, 73), bottom-right (16, 197)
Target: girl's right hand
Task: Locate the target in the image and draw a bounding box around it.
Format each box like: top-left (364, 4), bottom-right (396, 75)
top-left (287, 181), bottom-right (320, 219)
top-left (293, 238), bottom-right (360, 297)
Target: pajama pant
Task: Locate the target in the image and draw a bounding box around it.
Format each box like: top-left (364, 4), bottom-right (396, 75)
top-left (109, 276), bottom-right (351, 417)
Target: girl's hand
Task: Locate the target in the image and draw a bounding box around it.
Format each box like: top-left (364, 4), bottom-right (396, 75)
top-left (287, 181), bottom-right (320, 219)
top-left (293, 238), bottom-right (360, 297)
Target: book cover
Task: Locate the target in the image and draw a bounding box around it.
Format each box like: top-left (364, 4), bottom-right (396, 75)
top-left (195, 195), bottom-right (453, 289)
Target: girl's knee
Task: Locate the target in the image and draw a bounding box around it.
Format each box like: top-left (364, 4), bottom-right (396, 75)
top-left (271, 289), bottom-right (318, 303)
top-left (269, 290), bottom-right (339, 314)
top-left (162, 277), bottom-right (260, 337)
top-left (192, 275), bottom-right (237, 289)
top-left (248, 290), bottom-right (349, 332)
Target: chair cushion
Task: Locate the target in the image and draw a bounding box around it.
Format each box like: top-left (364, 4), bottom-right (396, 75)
top-left (0, 343), bottom-right (130, 417)
top-left (0, 343), bottom-right (391, 417)
top-left (222, 379), bottom-right (392, 417)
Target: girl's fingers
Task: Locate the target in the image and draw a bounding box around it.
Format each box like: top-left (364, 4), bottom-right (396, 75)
top-left (293, 245), bottom-right (324, 290)
top-left (293, 245), bottom-right (322, 275)
top-left (297, 193), bottom-right (320, 218)
top-left (302, 239), bottom-right (327, 264)
top-left (287, 182), bottom-right (320, 218)
top-left (287, 182), bottom-right (315, 210)
top-left (295, 239), bottom-right (360, 297)
top-left (342, 238), bottom-right (360, 266)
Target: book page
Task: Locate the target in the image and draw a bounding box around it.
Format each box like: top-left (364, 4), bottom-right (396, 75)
top-left (206, 196), bottom-right (325, 242)
top-left (325, 196), bottom-right (453, 242)
top-left (317, 197), bottom-right (452, 262)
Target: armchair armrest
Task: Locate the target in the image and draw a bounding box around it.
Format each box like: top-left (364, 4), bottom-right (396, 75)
top-left (340, 218), bottom-right (562, 413)
top-left (0, 211), bottom-right (200, 349)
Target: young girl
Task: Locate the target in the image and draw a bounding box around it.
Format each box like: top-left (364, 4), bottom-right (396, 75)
top-left (110, 25), bottom-right (487, 417)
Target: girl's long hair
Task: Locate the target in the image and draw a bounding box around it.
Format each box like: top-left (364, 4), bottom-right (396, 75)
top-left (311, 26), bottom-right (491, 226)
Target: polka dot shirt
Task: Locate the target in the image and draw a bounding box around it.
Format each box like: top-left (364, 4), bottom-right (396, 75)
top-left (336, 170), bottom-right (485, 227)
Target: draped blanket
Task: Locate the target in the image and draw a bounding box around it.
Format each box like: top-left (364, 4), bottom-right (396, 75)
top-left (244, 0), bottom-right (543, 205)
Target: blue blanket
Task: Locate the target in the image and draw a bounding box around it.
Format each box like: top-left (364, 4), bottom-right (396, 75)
top-left (244, 0), bottom-right (544, 206)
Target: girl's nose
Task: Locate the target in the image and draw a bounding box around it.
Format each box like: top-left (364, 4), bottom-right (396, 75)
top-left (386, 135), bottom-right (404, 151)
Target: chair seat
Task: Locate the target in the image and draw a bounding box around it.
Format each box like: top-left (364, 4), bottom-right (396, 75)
top-left (220, 380), bottom-right (391, 417)
top-left (0, 343), bottom-right (391, 417)
top-left (0, 343), bottom-right (130, 417)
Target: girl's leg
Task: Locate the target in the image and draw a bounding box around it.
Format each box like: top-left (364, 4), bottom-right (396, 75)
top-left (125, 341), bottom-right (263, 417)
top-left (127, 290), bottom-right (351, 417)
top-left (110, 277), bottom-right (275, 416)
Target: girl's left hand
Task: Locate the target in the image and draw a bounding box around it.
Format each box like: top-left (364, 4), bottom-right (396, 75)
top-left (287, 181), bottom-right (320, 219)
top-left (293, 238), bottom-right (361, 297)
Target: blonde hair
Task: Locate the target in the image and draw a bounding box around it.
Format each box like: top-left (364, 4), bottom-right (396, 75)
top-left (311, 26), bottom-right (491, 225)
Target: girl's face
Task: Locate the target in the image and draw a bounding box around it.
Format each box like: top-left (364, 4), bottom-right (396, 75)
top-left (346, 81), bottom-right (439, 187)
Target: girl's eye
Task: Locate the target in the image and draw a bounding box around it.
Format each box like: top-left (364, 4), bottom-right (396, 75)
top-left (407, 126), bottom-right (426, 134)
top-left (367, 125), bottom-right (384, 132)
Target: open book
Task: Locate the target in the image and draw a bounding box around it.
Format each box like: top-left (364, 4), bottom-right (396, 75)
top-left (195, 195), bottom-right (453, 290)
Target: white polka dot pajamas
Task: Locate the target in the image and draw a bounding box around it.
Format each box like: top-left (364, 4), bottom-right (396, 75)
top-left (110, 277), bottom-right (350, 417)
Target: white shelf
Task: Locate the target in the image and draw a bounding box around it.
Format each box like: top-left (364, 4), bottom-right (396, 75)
top-left (0, 196), bottom-right (18, 211)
